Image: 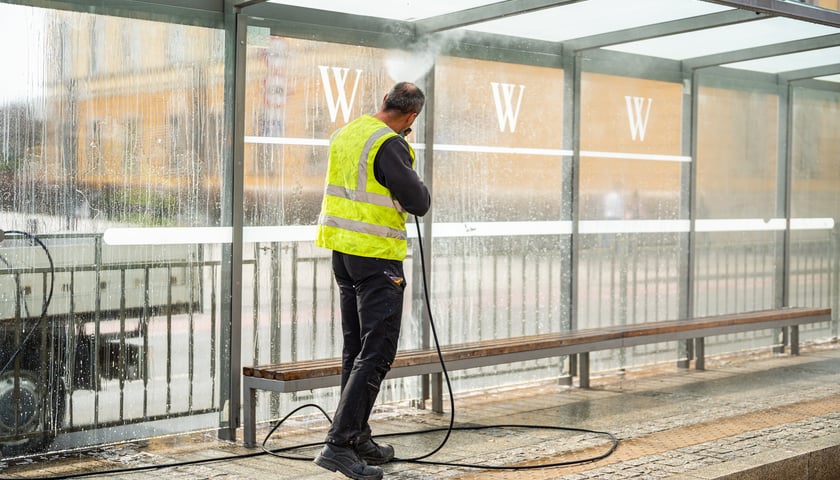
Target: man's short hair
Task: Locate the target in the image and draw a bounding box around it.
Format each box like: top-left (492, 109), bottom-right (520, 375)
top-left (383, 82), bottom-right (425, 115)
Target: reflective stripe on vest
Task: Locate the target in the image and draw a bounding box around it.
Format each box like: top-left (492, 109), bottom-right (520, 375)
top-left (355, 126), bottom-right (393, 192)
top-left (317, 213), bottom-right (406, 240)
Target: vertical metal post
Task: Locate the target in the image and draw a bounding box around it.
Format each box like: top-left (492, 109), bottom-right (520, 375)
top-left (218, 1), bottom-right (247, 441)
top-left (269, 242), bottom-right (281, 417)
top-left (166, 265), bottom-right (173, 414)
top-left (558, 52), bottom-right (581, 385)
top-left (210, 266), bottom-right (218, 407)
top-left (269, 243), bottom-right (281, 365)
top-left (790, 325), bottom-right (799, 355)
top-left (419, 65), bottom-right (440, 413)
top-left (93, 237), bottom-right (102, 424)
top-left (834, 226), bottom-right (840, 339)
top-left (119, 268), bottom-right (127, 420)
top-left (694, 337), bottom-right (705, 370)
top-left (569, 51), bottom-right (583, 353)
top-left (774, 82), bottom-right (793, 353)
top-left (578, 352), bottom-right (589, 388)
top-left (290, 244), bottom-right (299, 362)
top-left (13, 272), bottom-right (22, 434)
top-left (252, 243), bottom-right (261, 365)
top-left (188, 260), bottom-right (196, 412)
top-left (779, 83), bottom-right (792, 309)
top-left (142, 267), bottom-right (150, 418)
top-left (678, 71), bottom-right (697, 369)
top-left (559, 53), bottom-right (576, 385)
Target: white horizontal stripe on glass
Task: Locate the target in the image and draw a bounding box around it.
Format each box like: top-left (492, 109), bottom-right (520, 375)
top-left (102, 218), bottom-right (834, 245)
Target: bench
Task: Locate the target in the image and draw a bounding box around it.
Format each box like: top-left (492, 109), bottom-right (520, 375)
top-left (242, 306), bottom-right (831, 446)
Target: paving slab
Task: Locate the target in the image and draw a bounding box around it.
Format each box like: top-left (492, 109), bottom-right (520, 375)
top-left (1, 343), bottom-right (838, 480)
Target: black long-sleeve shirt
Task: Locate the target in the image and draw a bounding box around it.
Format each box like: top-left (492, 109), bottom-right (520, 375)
top-left (373, 136), bottom-right (431, 217)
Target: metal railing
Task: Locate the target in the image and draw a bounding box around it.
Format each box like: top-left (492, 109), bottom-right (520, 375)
top-left (1, 228), bottom-right (837, 453)
top-left (0, 234), bottom-right (218, 454)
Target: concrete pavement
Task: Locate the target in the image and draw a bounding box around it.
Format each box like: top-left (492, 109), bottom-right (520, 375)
top-left (2, 342), bottom-right (839, 479)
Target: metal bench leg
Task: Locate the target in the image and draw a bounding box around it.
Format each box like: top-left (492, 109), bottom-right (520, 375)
top-left (558, 355), bottom-right (573, 386)
top-left (790, 325), bottom-right (800, 356)
top-left (243, 379), bottom-right (257, 447)
top-left (579, 352), bottom-right (590, 389)
top-left (677, 339), bottom-right (692, 369)
top-left (694, 338), bottom-right (705, 371)
top-left (431, 373), bottom-right (443, 413)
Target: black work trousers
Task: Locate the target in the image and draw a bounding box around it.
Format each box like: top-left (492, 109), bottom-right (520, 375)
top-left (325, 251), bottom-right (406, 447)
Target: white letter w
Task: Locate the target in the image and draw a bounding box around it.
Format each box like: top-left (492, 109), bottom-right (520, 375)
top-left (624, 96), bottom-right (653, 141)
top-left (319, 65), bottom-right (362, 123)
top-left (491, 82), bottom-right (525, 133)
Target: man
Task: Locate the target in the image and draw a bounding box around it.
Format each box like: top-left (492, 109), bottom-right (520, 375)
top-left (313, 82), bottom-right (430, 480)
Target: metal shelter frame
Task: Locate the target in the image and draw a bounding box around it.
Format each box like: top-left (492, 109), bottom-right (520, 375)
top-left (3, 0), bottom-right (839, 442)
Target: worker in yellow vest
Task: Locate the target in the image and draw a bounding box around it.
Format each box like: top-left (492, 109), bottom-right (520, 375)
top-left (314, 82), bottom-right (430, 480)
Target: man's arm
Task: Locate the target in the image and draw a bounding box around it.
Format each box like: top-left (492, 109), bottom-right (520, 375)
top-left (374, 136), bottom-right (430, 216)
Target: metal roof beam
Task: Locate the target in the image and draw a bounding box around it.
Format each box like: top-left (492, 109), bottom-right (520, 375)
top-left (582, 48), bottom-right (684, 82)
top-left (241, 2), bottom-right (416, 45)
top-left (436, 30), bottom-right (564, 67)
top-left (792, 78), bottom-right (840, 91)
top-left (702, 0), bottom-right (840, 27)
top-left (415, 0), bottom-right (586, 35)
top-left (565, 8), bottom-right (767, 52)
top-left (134, 0), bottom-right (222, 11)
top-left (234, 0), bottom-right (266, 8)
top-left (779, 63), bottom-right (840, 81)
top-left (684, 32), bottom-right (840, 69)
top-left (5, 0), bottom-right (224, 26)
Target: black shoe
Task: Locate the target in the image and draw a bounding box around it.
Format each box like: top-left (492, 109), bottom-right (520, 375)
top-left (356, 437), bottom-right (394, 465)
top-left (314, 443), bottom-right (383, 480)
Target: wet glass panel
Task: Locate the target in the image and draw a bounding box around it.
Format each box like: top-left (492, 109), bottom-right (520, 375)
top-left (578, 71), bottom-right (687, 371)
top-left (241, 32), bottom-right (431, 420)
top-left (789, 86), bottom-right (840, 339)
top-left (431, 55), bottom-right (569, 391)
top-left (0, 3), bottom-right (225, 455)
top-left (434, 57), bottom-right (565, 223)
top-left (694, 73), bottom-right (782, 355)
top-left (242, 34), bottom-right (399, 226)
top-left (695, 81), bottom-right (779, 221)
top-left (801, 0), bottom-right (840, 12)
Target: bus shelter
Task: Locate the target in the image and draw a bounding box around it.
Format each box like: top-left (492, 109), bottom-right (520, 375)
top-left (0, 0), bottom-right (838, 455)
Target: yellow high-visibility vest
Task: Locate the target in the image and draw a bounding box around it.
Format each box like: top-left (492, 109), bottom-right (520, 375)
top-left (315, 115), bottom-right (415, 261)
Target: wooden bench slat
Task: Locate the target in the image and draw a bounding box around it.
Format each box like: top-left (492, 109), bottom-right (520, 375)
top-left (244, 307), bottom-right (831, 381)
top-left (242, 306), bottom-right (831, 447)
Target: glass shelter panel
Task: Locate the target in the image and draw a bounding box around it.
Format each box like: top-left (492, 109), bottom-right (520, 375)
top-left (808, 0), bottom-right (840, 12)
top-left (694, 74), bottom-right (783, 355)
top-left (242, 34), bottom-right (401, 226)
top-left (1, 0), bottom-right (839, 460)
top-left (0, 3), bottom-right (226, 455)
top-left (240, 33), bottom-right (429, 422)
top-left (578, 71), bottom-right (687, 372)
top-left (431, 56), bottom-right (569, 392)
top-left (789, 86), bottom-right (840, 340)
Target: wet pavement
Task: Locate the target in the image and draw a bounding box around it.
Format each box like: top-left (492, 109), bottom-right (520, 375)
top-left (2, 342), bottom-right (839, 479)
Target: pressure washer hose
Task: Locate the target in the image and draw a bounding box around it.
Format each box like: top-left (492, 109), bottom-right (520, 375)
top-left (258, 217), bottom-right (618, 471)
top-left (0, 221), bottom-right (616, 479)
